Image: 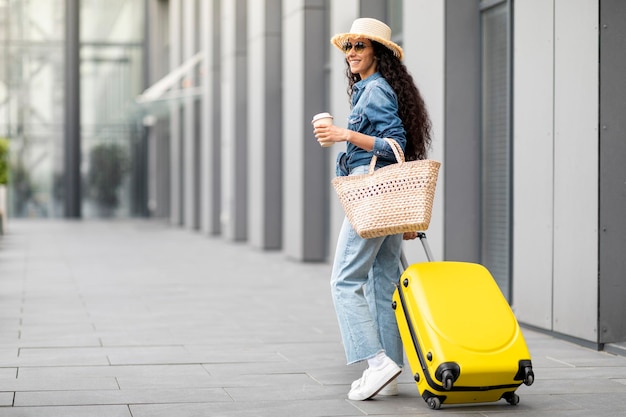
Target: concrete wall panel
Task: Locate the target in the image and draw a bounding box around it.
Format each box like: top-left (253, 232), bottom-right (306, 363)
top-left (403, 0), bottom-right (445, 263)
top-left (282, 0), bottom-right (328, 261)
top-left (512, 0), bottom-right (555, 329)
top-left (200, 0), bottom-right (221, 235)
top-left (327, 0), bottom-right (359, 260)
top-left (248, 0), bottom-right (283, 250)
top-left (183, 0), bottom-right (199, 230)
top-left (444, 1), bottom-right (481, 264)
top-left (220, 0), bottom-right (248, 241)
top-left (169, 0), bottom-right (183, 226)
top-left (552, 0), bottom-right (599, 342)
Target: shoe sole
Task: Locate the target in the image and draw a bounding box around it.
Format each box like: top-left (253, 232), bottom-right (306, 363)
top-left (378, 385), bottom-right (399, 396)
top-left (365, 369), bottom-right (401, 400)
top-left (352, 375), bottom-right (400, 395)
top-left (349, 368), bottom-right (402, 401)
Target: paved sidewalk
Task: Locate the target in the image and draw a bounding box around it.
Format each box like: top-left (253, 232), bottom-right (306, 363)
top-left (1, 220), bottom-right (626, 417)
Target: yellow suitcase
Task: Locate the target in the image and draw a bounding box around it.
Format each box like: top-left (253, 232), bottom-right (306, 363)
top-left (392, 233), bottom-right (534, 409)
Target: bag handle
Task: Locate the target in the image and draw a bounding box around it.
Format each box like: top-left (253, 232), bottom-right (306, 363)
top-left (368, 138), bottom-right (405, 174)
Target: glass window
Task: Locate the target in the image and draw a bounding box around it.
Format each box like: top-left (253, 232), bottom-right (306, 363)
top-left (0, 0), bottom-right (66, 217)
top-left (80, 0), bottom-right (145, 218)
top-left (0, 0), bottom-right (146, 218)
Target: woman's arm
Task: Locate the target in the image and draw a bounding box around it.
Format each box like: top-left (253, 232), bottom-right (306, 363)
top-left (313, 124), bottom-right (374, 150)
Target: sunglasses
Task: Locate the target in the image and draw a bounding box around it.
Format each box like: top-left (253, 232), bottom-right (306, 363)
top-left (341, 41), bottom-right (370, 54)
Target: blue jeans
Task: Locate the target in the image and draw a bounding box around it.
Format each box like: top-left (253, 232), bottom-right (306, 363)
top-left (331, 166), bottom-right (404, 367)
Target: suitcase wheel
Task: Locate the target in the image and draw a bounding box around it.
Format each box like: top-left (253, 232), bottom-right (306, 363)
top-left (515, 360), bottom-right (535, 386)
top-left (435, 363), bottom-right (460, 391)
top-left (441, 369), bottom-right (454, 391)
top-left (427, 397), bottom-right (441, 410)
top-left (523, 367), bottom-right (535, 386)
top-left (503, 392), bottom-right (520, 406)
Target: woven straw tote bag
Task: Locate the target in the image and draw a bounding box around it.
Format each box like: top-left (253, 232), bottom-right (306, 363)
top-left (332, 138), bottom-right (440, 239)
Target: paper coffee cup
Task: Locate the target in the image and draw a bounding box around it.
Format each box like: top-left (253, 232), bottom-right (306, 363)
top-left (312, 112), bottom-right (334, 147)
top-left (312, 112), bottom-right (333, 127)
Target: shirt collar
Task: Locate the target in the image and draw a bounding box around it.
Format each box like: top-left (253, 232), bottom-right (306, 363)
top-left (354, 72), bottom-right (382, 93)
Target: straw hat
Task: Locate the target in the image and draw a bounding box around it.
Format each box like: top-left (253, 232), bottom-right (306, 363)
top-left (331, 18), bottom-right (404, 61)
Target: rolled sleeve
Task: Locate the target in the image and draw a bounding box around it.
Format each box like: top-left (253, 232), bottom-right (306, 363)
top-left (372, 137), bottom-right (400, 161)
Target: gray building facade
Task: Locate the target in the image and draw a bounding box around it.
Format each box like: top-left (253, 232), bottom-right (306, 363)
top-left (1, 0), bottom-right (625, 351)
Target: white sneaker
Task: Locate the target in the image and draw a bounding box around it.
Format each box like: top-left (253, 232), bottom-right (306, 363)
top-left (379, 378), bottom-right (399, 396)
top-left (348, 357), bottom-right (401, 401)
top-left (351, 375), bottom-right (399, 396)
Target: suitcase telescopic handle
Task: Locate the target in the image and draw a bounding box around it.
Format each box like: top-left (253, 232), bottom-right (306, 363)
top-left (418, 232), bottom-right (435, 262)
top-left (400, 232), bottom-right (434, 270)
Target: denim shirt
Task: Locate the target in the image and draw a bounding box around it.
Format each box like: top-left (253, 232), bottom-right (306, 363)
top-left (337, 72), bottom-right (406, 176)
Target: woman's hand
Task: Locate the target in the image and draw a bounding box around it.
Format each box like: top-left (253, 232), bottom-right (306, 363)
top-left (313, 124), bottom-right (349, 147)
top-left (313, 125), bottom-right (375, 151)
top-left (403, 231), bottom-right (418, 240)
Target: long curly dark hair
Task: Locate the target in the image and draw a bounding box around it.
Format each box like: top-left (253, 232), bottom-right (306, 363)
top-left (345, 41), bottom-right (432, 161)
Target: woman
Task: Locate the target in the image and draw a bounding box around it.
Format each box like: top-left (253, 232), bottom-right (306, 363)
top-left (313, 18), bottom-right (432, 401)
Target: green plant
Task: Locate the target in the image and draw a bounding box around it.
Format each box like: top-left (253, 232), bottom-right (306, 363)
top-left (87, 142), bottom-right (129, 212)
top-left (0, 138), bottom-right (8, 185)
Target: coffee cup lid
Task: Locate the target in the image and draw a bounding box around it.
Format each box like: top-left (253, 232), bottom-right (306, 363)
top-left (312, 112), bottom-right (333, 122)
